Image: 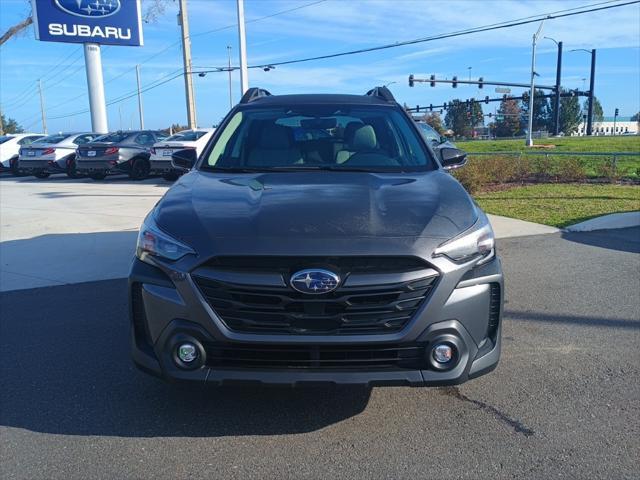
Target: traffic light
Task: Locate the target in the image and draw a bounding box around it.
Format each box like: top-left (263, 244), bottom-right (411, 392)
top-left (615, 108), bottom-right (619, 116)
top-left (416, 105), bottom-right (420, 112)
top-left (478, 77), bottom-right (484, 89)
top-left (452, 76), bottom-right (458, 88)
top-left (430, 75), bottom-right (436, 87)
top-left (429, 104), bottom-right (433, 111)
top-left (485, 96), bottom-right (489, 104)
top-left (408, 74), bottom-right (414, 87)
top-left (487, 112), bottom-right (493, 118)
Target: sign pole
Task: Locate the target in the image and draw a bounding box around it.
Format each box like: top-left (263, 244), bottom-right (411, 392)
top-left (83, 43), bottom-right (108, 134)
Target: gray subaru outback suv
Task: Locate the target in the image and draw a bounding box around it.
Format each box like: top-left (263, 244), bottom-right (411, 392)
top-left (129, 87), bottom-right (503, 387)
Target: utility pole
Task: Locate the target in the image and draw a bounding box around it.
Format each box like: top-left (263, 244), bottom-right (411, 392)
top-left (526, 21), bottom-right (544, 147)
top-left (586, 49), bottom-right (596, 136)
top-left (136, 64), bottom-right (144, 129)
top-left (83, 43), bottom-right (108, 133)
top-left (227, 45), bottom-right (233, 109)
top-left (38, 79), bottom-right (47, 134)
top-left (178, 0), bottom-right (197, 129)
top-left (237, 0), bottom-right (249, 94)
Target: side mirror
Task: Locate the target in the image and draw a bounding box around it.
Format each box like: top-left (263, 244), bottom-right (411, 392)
top-left (439, 147), bottom-right (467, 170)
top-left (171, 148), bottom-right (197, 170)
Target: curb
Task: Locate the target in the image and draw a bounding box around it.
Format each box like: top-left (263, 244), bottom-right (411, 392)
top-left (565, 211), bottom-right (640, 232)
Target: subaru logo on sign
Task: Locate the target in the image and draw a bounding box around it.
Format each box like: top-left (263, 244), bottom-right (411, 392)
top-left (290, 269), bottom-right (340, 295)
top-left (55, 0), bottom-right (121, 18)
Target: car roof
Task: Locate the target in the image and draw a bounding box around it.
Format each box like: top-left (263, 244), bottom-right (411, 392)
top-left (239, 93), bottom-right (397, 108)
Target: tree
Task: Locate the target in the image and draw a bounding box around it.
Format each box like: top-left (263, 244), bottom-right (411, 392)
top-left (494, 97), bottom-right (522, 138)
top-left (0, 113), bottom-right (24, 134)
top-left (421, 112), bottom-right (445, 135)
top-left (584, 96), bottom-right (604, 125)
top-left (559, 90), bottom-right (582, 135)
top-left (631, 112), bottom-right (640, 130)
top-left (521, 89), bottom-right (550, 132)
top-left (444, 99), bottom-right (483, 138)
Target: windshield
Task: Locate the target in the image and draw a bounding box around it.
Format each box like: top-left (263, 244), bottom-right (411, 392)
top-left (97, 132), bottom-right (132, 143)
top-left (0, 136), bottom-right (13, 144)
top-left (33, 134), bottom-right (69, 144)
top-left (203, 106), bottom-right (435, 172)
top-left (166, 130), bottom-right (208, 142)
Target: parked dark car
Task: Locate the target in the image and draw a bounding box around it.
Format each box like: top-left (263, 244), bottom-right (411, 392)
top-left (76, 130), bottom-right (168, 180)
top-left (130, 87), bottom-right (502, 387)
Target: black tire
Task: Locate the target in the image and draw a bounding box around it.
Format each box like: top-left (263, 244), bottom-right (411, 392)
top-left (66, 156), bottom-right (82, 179)
top-left (163, 172), bottom-right (179, 181)
top-left (129, 157), bottom-right (150, 180)
top-left (10, 157), bottom-right (23, 177)
top-left (34, 171), bottom-right (50, 179)
top-left (89, 172), bottom-right (107, 180)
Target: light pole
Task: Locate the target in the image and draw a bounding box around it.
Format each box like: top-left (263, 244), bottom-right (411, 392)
top-left (37, 79), bottom-right (47, 134)
top-left (135, 64), bottom-right (144, 129)
top-left (227, 46), bottom-right (233, 109)
top-left (526, 21), bottom-right (544, 147)
top-left (237, 0), bottom-right (249, 94)
top-left (544, 37), bottom-right (563, 136)
top-left (570, 48), bottom-right (596, 136)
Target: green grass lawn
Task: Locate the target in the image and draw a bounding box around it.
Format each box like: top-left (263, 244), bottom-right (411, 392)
top-left (457, 136), bottom-right (640, 179)
top-left (457, 135), bottom-right (640, 153)
top-left (475, 184), bottom-right (640, 228)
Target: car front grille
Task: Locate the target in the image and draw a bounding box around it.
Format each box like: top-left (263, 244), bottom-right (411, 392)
top-left (203, 342), bottom-right (427, 370)
top-left (192, 256), bottom-right (438, 335)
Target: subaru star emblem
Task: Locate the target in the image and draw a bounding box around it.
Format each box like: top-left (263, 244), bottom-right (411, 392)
top-left (290, 269), bottom-right (340, 295)
top-left (55, 0), bottom-right (121, 18)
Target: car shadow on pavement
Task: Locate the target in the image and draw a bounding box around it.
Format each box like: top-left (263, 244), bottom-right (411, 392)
top-left (0, 173), bottom-right (173, 186)
top-left (561, 226), bottom-right (640, 254)
top-left (0, 279), bottom-right (372, 438)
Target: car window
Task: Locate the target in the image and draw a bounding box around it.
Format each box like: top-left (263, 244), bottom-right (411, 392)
top-left (204, 106), bottom-right (435, 172)
top-left (155, 132), bottom-right (168, 141)
top-left (0, 135), bottom-right (12, 144)
top-left (19, 136), bottom-right (44, 145)
top-left (417, 123), bottom-right (441, 145)
top-left (33, 134), bottom-right (69, 144)
top-left (73, 134), bottom-right (96, 145)
top-left (99, 132), bottom-right (131, 143)
top-left (166, 130), bottom-right (207, 142)
top-left (135, 133), bottom-right (155, 145)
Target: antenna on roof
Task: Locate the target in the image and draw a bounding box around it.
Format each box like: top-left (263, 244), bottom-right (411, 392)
top-left (239, 87), bottom-right (272, 104)
top-left (365, 86), bottom-right (396, 102)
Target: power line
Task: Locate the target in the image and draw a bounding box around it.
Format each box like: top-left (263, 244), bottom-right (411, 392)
top-left (243, 0), bottom-right (639, 70)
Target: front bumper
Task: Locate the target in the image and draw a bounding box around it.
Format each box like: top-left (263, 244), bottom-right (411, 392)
top-left (129, 252), bottom-right (503, 387)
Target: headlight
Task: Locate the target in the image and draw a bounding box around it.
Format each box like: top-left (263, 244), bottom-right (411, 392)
top-left (433, 212), bottom-right (495, 263)
top-left (136, 213), bottom-right (194, 263)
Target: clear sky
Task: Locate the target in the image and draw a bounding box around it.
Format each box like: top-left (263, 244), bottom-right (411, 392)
top-left (1, 0), bottom-right (639, 133)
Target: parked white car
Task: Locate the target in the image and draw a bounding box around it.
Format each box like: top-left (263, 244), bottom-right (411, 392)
top-left (0, 133), bottom-right (46, 175)
top-left (149, 128), bottom-right (215, 180)
top-left (18, 132), bottom-right (101, 178)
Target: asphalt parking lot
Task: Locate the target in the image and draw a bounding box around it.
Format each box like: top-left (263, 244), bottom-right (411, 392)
top-left (1, 175), bottom-right (639, 479)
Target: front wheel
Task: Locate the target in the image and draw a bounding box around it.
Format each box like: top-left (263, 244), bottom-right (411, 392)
top-left (34, 171), bottom-right (50, 179)
top-left (129, 158), bottom-right (150, 180)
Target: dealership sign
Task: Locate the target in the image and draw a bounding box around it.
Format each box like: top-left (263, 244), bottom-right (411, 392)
top-left (31, 0), bottom-right (143, 46)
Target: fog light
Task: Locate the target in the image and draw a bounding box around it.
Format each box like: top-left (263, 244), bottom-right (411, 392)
top-left (177, 343), bottom-right (198, 363)
top-left (433, 343), bottom-right (453, 364)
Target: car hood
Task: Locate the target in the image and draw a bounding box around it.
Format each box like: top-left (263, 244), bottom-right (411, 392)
top-left (154, 170), bottom-right (477, 250)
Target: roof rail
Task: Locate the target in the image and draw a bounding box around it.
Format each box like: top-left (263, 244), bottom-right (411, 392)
top-left (365, 86), bottom-right (396, 103)
top-left (240, 87), bottom-right (272, 104)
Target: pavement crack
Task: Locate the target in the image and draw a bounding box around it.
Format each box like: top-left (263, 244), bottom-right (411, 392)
top-left (439, 386), bottom-right (535, 437)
